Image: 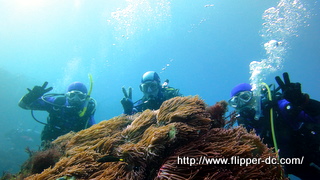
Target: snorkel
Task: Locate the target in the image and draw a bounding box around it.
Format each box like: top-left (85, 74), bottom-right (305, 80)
top-left (79, 74), bottom-right (93, 117)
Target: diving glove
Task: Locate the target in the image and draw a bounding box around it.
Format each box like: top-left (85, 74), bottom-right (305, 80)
top-left (121, 87), bottom-right (133, 115)
top-left (22, 81), bottom-right (53, 104)
top-left (275, 72), bottom-right (309, 106)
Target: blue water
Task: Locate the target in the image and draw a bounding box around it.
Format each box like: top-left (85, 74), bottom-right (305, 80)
top-left (0, 0), bottom-right (319, 176)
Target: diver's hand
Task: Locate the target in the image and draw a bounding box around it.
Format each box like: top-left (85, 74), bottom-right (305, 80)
top-left (22, 82), bottom-right (53, 104)
top-left (121, 87), bottom-right (133, 114)
top-left (275, 72), bottom-right (308, 106)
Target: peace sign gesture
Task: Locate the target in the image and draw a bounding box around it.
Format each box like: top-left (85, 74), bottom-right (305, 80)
top-left (121, 87), bottom-right (134, 114)
top-left (122, 86), bottom-right (132, 100)
top-left (275, 72), bottom-right (306, 106)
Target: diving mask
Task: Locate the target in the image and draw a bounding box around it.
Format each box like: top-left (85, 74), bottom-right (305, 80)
top-left (140, 81), bottom-right (159, 93)
top-left (228, 91), bottom-right (253, 108)
top-left (66, 90), bottom-right (87, 102)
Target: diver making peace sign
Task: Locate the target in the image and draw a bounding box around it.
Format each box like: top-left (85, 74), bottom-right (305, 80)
top-left (229, 72), bottom-right (320, 179)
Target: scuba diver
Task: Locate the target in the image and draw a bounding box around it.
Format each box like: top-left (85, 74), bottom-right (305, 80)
top-left (121, 71), bottom-right (182, 115)
top-left (228, 72), bottom-right (320, 180)
top-left (18, 81), bottom-right (96, 142)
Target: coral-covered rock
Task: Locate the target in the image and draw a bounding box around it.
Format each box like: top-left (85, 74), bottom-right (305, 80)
top-left (18, 96), bottom-right (285, 180)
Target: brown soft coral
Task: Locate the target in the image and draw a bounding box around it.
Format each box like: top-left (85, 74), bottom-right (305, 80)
top-left (121, 109), bottom-right (157, 143)
top-left (206, 100), bottom-right (228, 128)
top-left (19, 96), bottom-right (285, 180)
top-left (157, 96), bottom-right (212, 134)
top-left (23, 146), bottom-right (62, 175)
top-left (156, 126), bottom-right (286, 180)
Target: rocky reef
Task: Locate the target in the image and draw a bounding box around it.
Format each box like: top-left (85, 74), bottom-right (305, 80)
top-left (8, 96), bottom-right (286, 180)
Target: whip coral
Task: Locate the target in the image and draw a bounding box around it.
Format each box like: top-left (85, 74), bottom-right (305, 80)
top-left (15, 96), bottom-right (286, 180)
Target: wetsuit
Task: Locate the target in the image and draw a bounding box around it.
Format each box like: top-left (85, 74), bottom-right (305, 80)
top-left (20, 95), bottom-right (96, 141)
top-left (237, 93), bottom-right (320, 179)
top-left (133, 87), bottom-right (181, 113)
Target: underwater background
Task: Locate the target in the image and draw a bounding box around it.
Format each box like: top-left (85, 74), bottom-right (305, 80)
top-left (0, 0), bottom-right (319, 176)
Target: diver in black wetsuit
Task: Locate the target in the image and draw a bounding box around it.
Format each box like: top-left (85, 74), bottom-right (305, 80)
top-left (229, 72), bottom-right (320, 180)
top-left (19, 82), bottom-right (96, 142)
top-left (121, 71), bottom-right (182, 115)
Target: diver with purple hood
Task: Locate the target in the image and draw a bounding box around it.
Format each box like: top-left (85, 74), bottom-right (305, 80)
top-left (229, 72), bottom-right (320, 179)
top-left (19, 81), bottom-right (96, 142)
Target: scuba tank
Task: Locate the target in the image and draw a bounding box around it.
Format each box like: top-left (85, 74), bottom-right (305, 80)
top-left (162, 79), bottom-right (169, 88)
